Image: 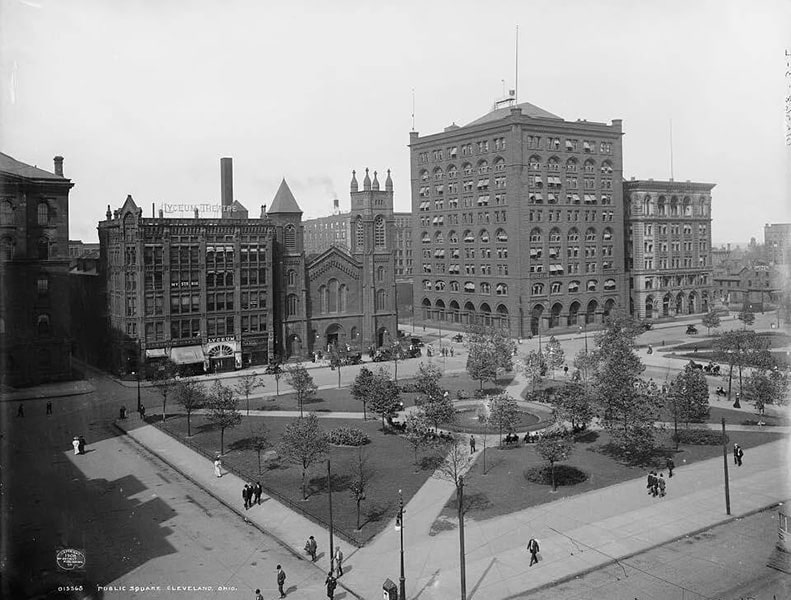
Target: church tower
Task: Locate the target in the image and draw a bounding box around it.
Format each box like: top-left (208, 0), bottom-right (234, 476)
top-left (268, 179), bottom-right (307, 360)
top-left (349, 168), bottom-right (397, 348)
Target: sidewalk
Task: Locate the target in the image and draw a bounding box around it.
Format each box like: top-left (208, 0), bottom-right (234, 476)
top-left (0, 379), bottom-right (95, 403)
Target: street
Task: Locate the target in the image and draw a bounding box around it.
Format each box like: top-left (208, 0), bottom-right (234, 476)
top-left (2, 375), bottom-right (328, 599)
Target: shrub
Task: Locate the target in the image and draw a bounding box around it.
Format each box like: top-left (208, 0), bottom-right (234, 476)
top-left (327, 427), bottom-right (370, 447)
top-left (672, 429), bottom-right (729, 446)
top-left (524, 465), bottom-right (588, 486)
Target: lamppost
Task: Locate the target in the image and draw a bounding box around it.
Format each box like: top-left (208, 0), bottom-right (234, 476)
top-left (395, 489), bottom-right (406, 600)
top-left (327, 460), bottom-right (335, 575)
top-left (135, 339), bottom-right (142, 414)
top-left (578, 323), bottom-right (588, 353)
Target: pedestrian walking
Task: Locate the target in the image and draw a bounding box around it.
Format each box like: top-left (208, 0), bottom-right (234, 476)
top-left (325, 572), bottom-right (337, 599)
top-left (563, 365), bottom-right (569, 377)
top-left (735, 444), bottom-right (744, 467)
top-left (647, 471), bottom-right (655, 495)
top-left (450, 347), bottom-right (454, 357)
top-left (527, 537), bottom-right (540, 566)
top-left (214, 457), bottom-right (223, 478)
top-left (658, 473), bottom-right (666, 497)
top-left (733, 443), bottom-right (739, 465)
top-left (46, 401), bottom-right (53, 415)
top-left (72, 436), bottom-right (80, 455)
top-left (254, 589), bottom-right (264, 600)
top-left (17, 403), bottom-right (24, 417)
top-left (276, 565), bottom-right (286, 598)
top-left (334, 546), bottom-right (344, 577)
top-left (254, 481), bottom-right (263, 505)
top-left (242, 484), bottom-right (251, 509)
top-left (78, 436), bottom-right (86, 454)
top-left (469, 435), bottom-right (476, 453)
top-left (666, 457), bottom-right (675, 477)
top-left (139, 404), bottom-right (146, 418)
top-left (304, 535), bottom-right (317, 561)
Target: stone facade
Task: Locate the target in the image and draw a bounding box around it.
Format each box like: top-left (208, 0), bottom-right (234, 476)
top-left (0, 153), bottom-right (74, 386)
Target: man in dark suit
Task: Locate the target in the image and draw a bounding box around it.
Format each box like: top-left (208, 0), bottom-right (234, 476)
top-left (276, 565), bottom-right (286, 598)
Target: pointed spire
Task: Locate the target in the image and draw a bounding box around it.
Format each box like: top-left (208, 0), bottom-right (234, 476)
top-left (372, 170), bottom-right (380, 191)
top-left (350, 169), bottom-right (358, 192)
top-left (363, 168), bottom-right (371, 191)
top-left (268, 179), bottom-right (302, 214)
top-left (106, 204), bottom-right (112, 220)
top-left (385, 169), bottom-right (393, 191)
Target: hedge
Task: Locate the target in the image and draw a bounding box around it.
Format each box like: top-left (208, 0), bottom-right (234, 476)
top-left (672, 429), bottom-right (729, 446)
top-left (327, 427), bottom-right (370, 447)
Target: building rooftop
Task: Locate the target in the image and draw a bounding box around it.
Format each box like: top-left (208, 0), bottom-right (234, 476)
top-left (0, 152), bottom-right (64, 180)
top-left (465, 101), bottom-right (563, 127)
top-left (268, 179), bottom-right (302, 214)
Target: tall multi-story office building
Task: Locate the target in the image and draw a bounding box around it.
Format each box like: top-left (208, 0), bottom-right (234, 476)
top-left (0, 153), bottom-right (74, 385)
top-left (97, 160), bottom-right (397, 374)
top-left (409, 101), bottom-right (627, 337)
top-left (622, 179), bottom-right (715, 320)
top-left (764, 223), bottom-right (791, 266)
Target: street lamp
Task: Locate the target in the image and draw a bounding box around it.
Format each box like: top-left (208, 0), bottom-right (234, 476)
top-left (578, 323), bottom-right (588, 353)
top-left (395, 489), bottom-right (406, 600)
top-left (135, 338), bottom-right (142, 414)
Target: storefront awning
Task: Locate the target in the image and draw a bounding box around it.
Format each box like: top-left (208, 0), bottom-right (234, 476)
top-left (170, 345), bottom-right (205, 364)
top-left (145, 348), bottom-right (169, 359)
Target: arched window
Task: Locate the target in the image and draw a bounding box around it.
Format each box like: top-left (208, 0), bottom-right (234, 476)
top-left (423, 279), bottom-right (432, 290)
top-left (464, 281), bottom-right (475, 293)
top-left (547, 157), bottom-right (559, 171)
top-left (496, 283), bottom-right (508, 296)
top-left (288, 270), bottom-right (296, 286)
top-left (450, 281), bottom-right (460, 292)
top-left (420, 170), bottom-right (429, 182)
top-left (37, 313), bottom-right (50, 335)
top-left (448, 230), bottom-right (458, 243)
top-left (604, 279), bottom-right (616, 291)
top-left (0, 200), bottom-right (13, 225)
top-left (433, 167), bottom-right (444, 180)
top-left (38, 237), bottom-right (49, 260)
top-left (683, 196), bottom-right (692, 216)
top-left (583, 159), bottom-right (596, 173)
top-left (285, 225), bottom-right (296, 249)
top-left (568, 280), bottom-right (580, 292)
top-left (463, 162), bottom-right (473, 176)
top-left (463, 230), bottom-right (474, 243)
top-left (448, 165), bottom-right (458, 178)
top-left (494, 157), bottom-right (505, 172)
top-left (435, 280), bottom-right (446, 291)
top-left (551, 281), bottom-right (562, 294)
top-left (568, 228), bottom-right (579, 242)
top-left (657, 196), bottom-right (666, 216)
top-left (375, 289), bottom-right (386, 311)
top-left (529, 228), bottom-right (542, 243)
top-left (479, 229), bottom-right (490, 243)
top-left (0, 237), bottom-right (14, 261)
top-left (421, 231), bottom-right (430, 244)
top-left (528, 155), bottom-right (541, 170)
top-left (480, 282), bottom-right (491, 294)
top-left (566, 158), bottom-right (577, 172)
top-left (602, 227), bottom-right (613, 241)
top-left (600, 160), bottom-right (613, 174)
top-left (37, 202), bottom-right (49, 226)
top-left (123, 213), bottom-right (135, 241)
top-left (643, 195), bottom-right (652, 215)
top-left (495, 228), bottom-right (508, 242)
top-left (531, 283), bottom-right (544, 295)
top-left (374, 217), bottom-right (385, 247)
top-left (549, 228), bottom-right (561, 242)
top-left (328, 279), bottom-right (339, 312)
top-left (356, 217), bottom-right (365, 248)
top-left (585, 227), bottom-right (596, 242)
top-left (435, 231), bottom-right (444, 244)
top-left (670, 196), bottom-right (679, 216)
top-left (377, 266), bottom-right (385, 281)
top-left (478, 160), bottom-right (489, 174)
top-left (319, 285), bottom-right (327, 313)
top-left (287, 294), bottom-right (298, 316)
top-left (339, 284), bottom-right (347, 312)
top-left (587, 279), bottom-right (597, 292)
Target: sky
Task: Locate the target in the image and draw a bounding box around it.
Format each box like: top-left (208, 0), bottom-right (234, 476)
top-left (2, 0), bottom-right (790, 246)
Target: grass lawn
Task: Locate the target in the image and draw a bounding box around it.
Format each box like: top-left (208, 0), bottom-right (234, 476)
top-left (156, 413), bottom-right (448, 546)
top-left (431, 428), bottom-right (787, 532)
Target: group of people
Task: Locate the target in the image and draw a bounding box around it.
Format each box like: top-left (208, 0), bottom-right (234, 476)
top-left (295, 538), bottom-right (344, 599)
top-left (646, 470), bottom-right (668, 497)
top-left (242, 481), bottom-right (263, 509)
top-left (71, 436), bottom-right (87, 455)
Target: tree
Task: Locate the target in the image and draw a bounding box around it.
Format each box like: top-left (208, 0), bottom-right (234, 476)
top-left (436, 434), bottom-right (472, 489)
top-left (701, 310), bottom-right (721, 335)
top-left (173, 379), bottom-right (206, 437)
top-left (572, 348), bottom-right (598, 386)
top-left (419, 393), bottom-right (457, 432)
top-left (150, 358), bottom-right (178, 423)
top-left (522, 350), bottom-right (545, 392)
top-left (535, 436), bottom-right (574, 491)
top-left (285, 364), bottom-right (317, 418)
top-left (249, 424), bottom-right (270, 475)
top-left (403, 412), bottom-right (432, 467)
top-left (737, 307), bottom-right (756, 329)
top-left (235, 372), bottom-right (264, 417)
top-left (206, 380), bottom-right (242, 456)
top-left (413, 362), bottom-right (444, 404)
top-left (551, 383), bottom-right (594, 433)
top-left (487, 393), bottom-right (520, 445)
top-left (368, 368), bottom-right (402, 432)
top-left (349, 446), bottom-right (372, 530)
top-left (277, 413), bottom-right (328, 500)
top-left (350, 367), bottom-right (375, 420)
top-left (715, 330), bottom-right (770, 397)
top-left (668, 364), bottom-right (710, 427)
top-left (591, 314), bottom-right (662, 458)
top-left (745, 368), bottom-right (790, 413)
top-left (466, 340), bottom-right (498, 391)
top-left (544, 336), bottom-right (565, 379)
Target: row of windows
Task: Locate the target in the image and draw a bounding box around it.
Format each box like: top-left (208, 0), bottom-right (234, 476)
top-left (528, 157), bottom-right (613, 172)
top-left (418, 193), bottom-right (509, 210)
top-left (526, 137), bottom-right (612, 154)
top-left (354, 216), bottom-right (387, 249)
top-left (0, 200), bottom-right (56, 226)
top-left (642, 223), bottom-right (708, 236)
top-left (634, 195), bottom-right (709, 217)
top-left (420, 227), bottom-right (613, 245)
top-left (643, 241), bottom-right (708, 253)
top-left (419, 158), bottom-right (507, 180)
top-left (529, 191), bottom-right (613, 203)
top-left (644, 274), bottom-right (709, 289)
top-left (417, 139), bottom-right (507, 164)
top-left (423, 280), bottom-right (509, 295)
top-left (643, 257), bottom-right (708, 269)
top-left (418, 211), bottom-right (508, 227)
top-left (421, 228), bottom-right (508, 244)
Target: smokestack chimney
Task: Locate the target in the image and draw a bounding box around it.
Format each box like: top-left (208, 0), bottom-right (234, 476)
top-left (194, 207), bottom-right (199, 219)
top-left (53, 156), bottom-right (64, 177)
top-left (158, 208), bottom-right (164, 218)
top-left (333, 198), bottom-right (339, 213)
top-left (152, 203), bottom-right (155, 218)
top-left (220, 157), bottom-right (233, 214)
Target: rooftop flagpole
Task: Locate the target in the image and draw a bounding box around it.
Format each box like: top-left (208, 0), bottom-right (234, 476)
top-left (515, 25), bottom-right (519, 104)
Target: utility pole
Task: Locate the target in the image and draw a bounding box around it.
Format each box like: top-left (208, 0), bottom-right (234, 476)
top-left (457, 475), bottom-right (467, 600)
top-left (397, 489), bottom-right (406, 600)
top-left (327, 460), bottom-right (335, 574)
top-left (721, 418), bottom-right (731, 515)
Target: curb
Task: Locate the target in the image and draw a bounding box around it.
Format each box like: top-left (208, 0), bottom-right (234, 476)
top-left (112, 420), bottom-right (365, 600)
top-left (0, 386), bottom-right (95, 403)
top-left (504, 500), bottom-right (786, 599)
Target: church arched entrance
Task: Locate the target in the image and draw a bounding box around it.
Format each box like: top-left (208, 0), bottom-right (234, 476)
top-left (325, 324), bottom-right (344, 351)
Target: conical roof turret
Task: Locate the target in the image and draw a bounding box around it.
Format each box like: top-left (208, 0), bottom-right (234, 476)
top-left (350, 170), bottom-right (358, 192)
top-left (385, 169), bottom-right (393, 191)
top-left (268, 179), bottom-right (302, 214)
top-left (372, 170), bottom-right (380, 191)
top-left (363, 168), bottom-right (371, 190)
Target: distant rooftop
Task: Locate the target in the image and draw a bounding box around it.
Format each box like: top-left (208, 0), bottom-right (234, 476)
top-left (0, 152), bottom-right (64, 180)
top-left (465, 101), bottom-right (563, 127)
